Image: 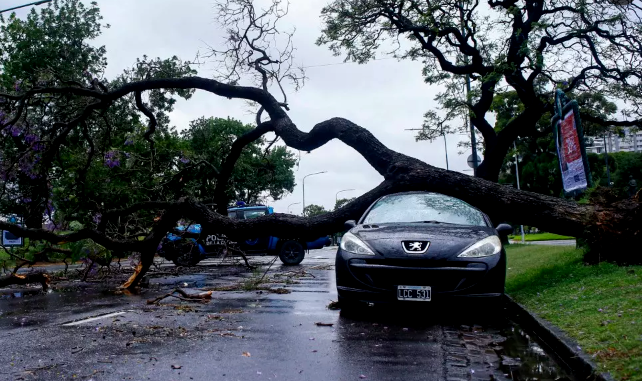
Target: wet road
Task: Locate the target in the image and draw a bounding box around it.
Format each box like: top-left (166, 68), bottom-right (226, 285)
top-left (0, 247), bottom-right (572, 381)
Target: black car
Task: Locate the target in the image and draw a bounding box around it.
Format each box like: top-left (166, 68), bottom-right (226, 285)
top-left (336, 191), bottom-right (512, 308)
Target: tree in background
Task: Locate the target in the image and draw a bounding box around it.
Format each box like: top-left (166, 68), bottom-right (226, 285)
top-left (318, 0), bottom-right (642, 181)
top-left (181, 117), bottom-right (296, 206)
top-left (0, 0), bottom-right (107, 228)
top-left (334, 197), bottom-right (355, 211)
top-left (303, 204), bottom-right (327, 218)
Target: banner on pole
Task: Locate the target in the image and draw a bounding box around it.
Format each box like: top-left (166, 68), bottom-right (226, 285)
top-left (2, 215), bottom-right (24, 247)
top-left (551, 90), bottom-right (592, 196)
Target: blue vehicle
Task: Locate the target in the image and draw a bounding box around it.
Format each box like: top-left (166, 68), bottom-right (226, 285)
top-left (158, 204), bottom-right (331, 266)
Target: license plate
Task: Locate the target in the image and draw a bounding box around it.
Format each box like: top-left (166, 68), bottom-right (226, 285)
top-left (397, 285), bottom-right (431, 301)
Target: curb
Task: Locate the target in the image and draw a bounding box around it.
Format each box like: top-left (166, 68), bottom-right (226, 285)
top-left (504, 295), bottom-right (613, 381)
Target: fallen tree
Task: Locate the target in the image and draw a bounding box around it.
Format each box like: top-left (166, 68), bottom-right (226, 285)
top-left (1, 73), bottom-right (640, 287)
top-left (0, 0), bottom-right (639, 291)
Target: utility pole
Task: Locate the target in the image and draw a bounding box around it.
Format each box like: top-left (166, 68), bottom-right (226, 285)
top-left (441, 124), bottom-right (449, 170)
top-left (603, 133), bottom-right (611, 186)
top-left (459, 2), bottom-right (478, 175)
top-left (514, 142), bottom-right (525, 244)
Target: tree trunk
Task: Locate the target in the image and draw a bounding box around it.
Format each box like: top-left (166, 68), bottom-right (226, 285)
top-left (121, 208), bottom-right (181, 290)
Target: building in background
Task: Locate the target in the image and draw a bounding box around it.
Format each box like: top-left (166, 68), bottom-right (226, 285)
top-left (585, 128), bottom-right (642, 154)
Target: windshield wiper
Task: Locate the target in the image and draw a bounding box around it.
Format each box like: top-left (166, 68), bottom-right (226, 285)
top-left (415, 220), bottom-right (454, 224)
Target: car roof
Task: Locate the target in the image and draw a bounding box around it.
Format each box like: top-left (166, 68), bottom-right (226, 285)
top-left (227, 205), bottom-right (269, 211)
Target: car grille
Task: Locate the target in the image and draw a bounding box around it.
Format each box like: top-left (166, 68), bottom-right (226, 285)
top-left (348, 259), bottom-right (486, 293)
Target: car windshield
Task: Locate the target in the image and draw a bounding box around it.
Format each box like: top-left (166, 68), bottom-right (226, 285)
top-left (243, 209), bottom-right (267, 219)
top-left (362, 193), bottom-right (487, 226)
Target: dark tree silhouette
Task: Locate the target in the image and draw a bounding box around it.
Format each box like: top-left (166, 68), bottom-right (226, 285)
top-left (318, 0), bottom-right (642, 181)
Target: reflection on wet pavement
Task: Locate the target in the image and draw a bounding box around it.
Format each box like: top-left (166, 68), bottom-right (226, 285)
top-left (0, 248), bottom-right (573, 380)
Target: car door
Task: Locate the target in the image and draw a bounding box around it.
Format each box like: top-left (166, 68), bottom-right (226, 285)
top-left (236, 209), bottom-right (271, 254)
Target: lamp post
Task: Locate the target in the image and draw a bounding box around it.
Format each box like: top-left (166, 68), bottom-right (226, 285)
top-left (1, 0), bottom-right (52, 14)
top-left (459, 1), bottom-right (478, 175)
top-left (335, 189), bottom-right (355, 205)
top-left (514, 142), bottom-right (525, 244)
top-left (302, 171), bottom-right (327, 216)
top-left (287, 202), bottom-right (301, 215)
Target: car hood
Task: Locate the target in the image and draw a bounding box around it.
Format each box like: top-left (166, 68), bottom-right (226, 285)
top-left (351, 223), bottom-right (495, 259)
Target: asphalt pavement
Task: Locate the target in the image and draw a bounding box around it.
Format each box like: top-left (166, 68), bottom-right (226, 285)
top-left (0, 247), bottom-right (572, 381)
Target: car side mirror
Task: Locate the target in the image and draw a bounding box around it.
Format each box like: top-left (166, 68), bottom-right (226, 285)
top-left (495, 223), bottom-right (513, 236)
top-left (344, 220), bottom-right (356, 230)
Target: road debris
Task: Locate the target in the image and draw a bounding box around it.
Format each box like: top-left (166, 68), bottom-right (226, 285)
top-left (147, 288), bottom-right (212, 305)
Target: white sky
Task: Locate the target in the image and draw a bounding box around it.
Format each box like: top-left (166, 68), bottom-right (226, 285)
top-left (7, 0), bottom-right (476, 214)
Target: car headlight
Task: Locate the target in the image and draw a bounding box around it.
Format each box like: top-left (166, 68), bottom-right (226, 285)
top-left (458, 236), bottom-right (502, 258)
top-left (340, 232), bottom-right (375, 255)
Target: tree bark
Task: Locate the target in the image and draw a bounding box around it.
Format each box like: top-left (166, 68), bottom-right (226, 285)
top-left (0, 273), bottom-right (50, 291)
top-left (121, 207), bottom-right (181, 289)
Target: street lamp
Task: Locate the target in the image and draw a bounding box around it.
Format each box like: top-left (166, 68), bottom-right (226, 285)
top-left (1, 0), bottom-right (52, 14)
top-left (302, 171), bottom-right (327, 215)
top-left (513, 141), bottom-right (525, 244)
top-left (335, 189), bottom-right (355, 205)
top-left (287, 202), bottom-right (301, 215)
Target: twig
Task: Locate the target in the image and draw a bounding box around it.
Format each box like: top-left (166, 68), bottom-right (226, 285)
top-left (258, 255), bottom-right (279, 284)
top-left (146, 288), bottom-right (212, 304)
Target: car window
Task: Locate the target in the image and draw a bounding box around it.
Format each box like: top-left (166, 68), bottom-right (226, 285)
top-left (243, 209), bottom-right (267, 219)
top-left (362, 193), bottom-right (487, 226)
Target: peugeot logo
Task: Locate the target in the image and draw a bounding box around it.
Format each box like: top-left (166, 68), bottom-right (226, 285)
top-left (402, 241), bottom-right (430, 254)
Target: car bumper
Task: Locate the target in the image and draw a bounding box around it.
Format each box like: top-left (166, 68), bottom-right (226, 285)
top-left (335, 248), bottom-right (506, 303)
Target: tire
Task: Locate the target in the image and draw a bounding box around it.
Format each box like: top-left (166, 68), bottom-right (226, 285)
top-left (172, 241), bottom-right (201, 267)
top-left (278, 240), bottom-right (305, 265)
top-left (338, 295), bottom-right (364, 317)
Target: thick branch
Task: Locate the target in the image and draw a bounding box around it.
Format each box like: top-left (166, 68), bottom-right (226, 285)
top-left (0, 273), bottom-right (50, 291)
top-left (0, 221), bottom-right (147, 252)
top-left (214, 120), bottom-right (275, 214)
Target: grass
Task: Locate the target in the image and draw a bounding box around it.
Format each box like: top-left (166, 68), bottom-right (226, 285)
top-left (505, 245), bottom-right (642, 380)
top-left (508, 232), bottom-right (575, 241)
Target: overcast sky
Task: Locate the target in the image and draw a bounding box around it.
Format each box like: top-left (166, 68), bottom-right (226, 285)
top-left (8, 0), bottom-right (477, 214)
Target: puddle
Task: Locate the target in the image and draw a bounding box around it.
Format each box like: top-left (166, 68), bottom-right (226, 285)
top-left (497, 320), bottom-right (574, 381)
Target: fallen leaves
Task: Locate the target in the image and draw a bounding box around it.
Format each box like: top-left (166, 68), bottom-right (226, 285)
top-left (242, 351), bottom-right (251, 357)
top-left (171, 364), bottom-right (182, 370)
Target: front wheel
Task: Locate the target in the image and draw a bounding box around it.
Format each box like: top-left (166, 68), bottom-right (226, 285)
top-left (172, 242), bottom-right (201, 267)
top-left (278, 240), bottom-right (305, 265)
top-left (337, 295), bottom-right (365, 317)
